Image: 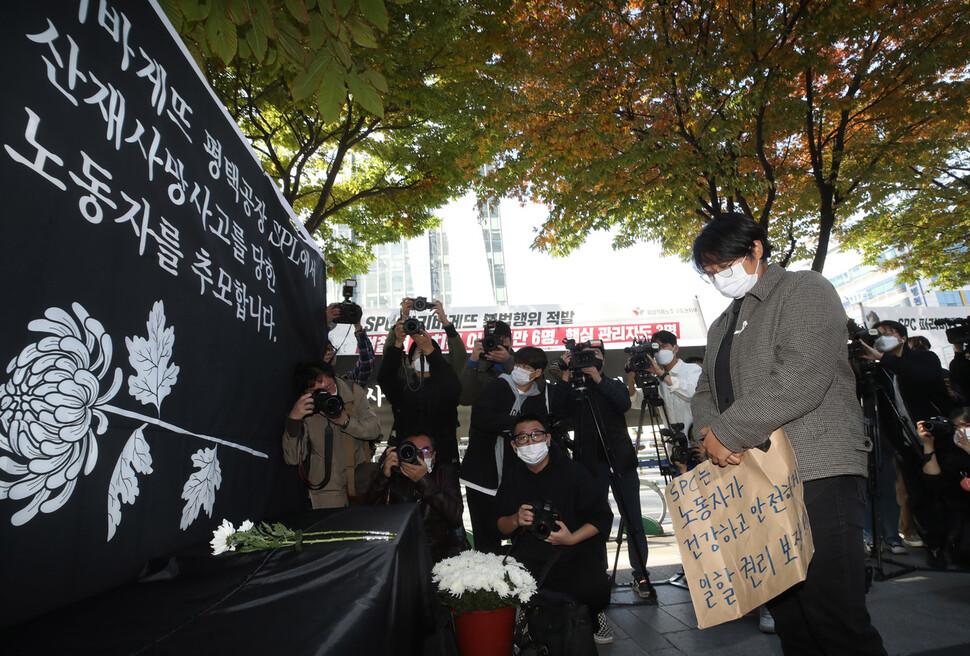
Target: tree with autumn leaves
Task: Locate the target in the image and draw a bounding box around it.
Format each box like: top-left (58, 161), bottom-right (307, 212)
top-left (485, 0), bottom-right (970, 281)
top-left (164, 0), bottom-right (970, 286)
top-left (163, 0), bottom-right (503, 277)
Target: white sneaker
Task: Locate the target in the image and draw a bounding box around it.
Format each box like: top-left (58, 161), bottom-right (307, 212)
top-left (593, 612), bottom-right (614, 645)
top-left (884, 541), bottom-right (908, 555)
top-left (758, 605), bottom-right (776, 634)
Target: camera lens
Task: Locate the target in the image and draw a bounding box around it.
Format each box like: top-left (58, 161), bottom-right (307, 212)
top-left (403, 317), bottom-right (423, 335)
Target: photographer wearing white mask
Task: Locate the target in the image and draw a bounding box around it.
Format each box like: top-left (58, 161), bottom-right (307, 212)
top-left (629, 330), bottom-right (702, 436)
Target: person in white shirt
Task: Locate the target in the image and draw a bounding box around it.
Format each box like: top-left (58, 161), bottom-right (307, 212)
top-left (628, 330), bottom-right (702, 437)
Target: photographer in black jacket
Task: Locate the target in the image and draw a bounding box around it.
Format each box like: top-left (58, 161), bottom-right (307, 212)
top-left (364, 432), bottom-right (463, 563)
top-left (378, 320), bottom-right (462, 468)
top-left (858, 319), bottom-right (954, 567)
top-left (549, 341), bottom-right (657, 603)
top-left (495, 415), bottom-right (613, 644)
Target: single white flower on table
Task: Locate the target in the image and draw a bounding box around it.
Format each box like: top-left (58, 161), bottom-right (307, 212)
top-left (210, 518), bottom-right (236, 555)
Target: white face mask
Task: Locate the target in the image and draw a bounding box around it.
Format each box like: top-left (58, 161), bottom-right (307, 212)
top-left (711, 257), bottom-right (759, 299)
top-left (511, 366), bottom-right (534, 386)
top-left (875, 335), bottom-right (901, 353)
top-left (516, 441), bottom-right (548, 465)
top-left (412, 353), bottom-right (427, 374)
top-left (423, 457), bottom-right (434, 473)
top-left (655, 349), bottom-right (675, 367)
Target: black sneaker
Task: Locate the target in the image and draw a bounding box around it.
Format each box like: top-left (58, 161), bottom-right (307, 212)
top-left (927, 547), bottom-right (948, 569)
top-left (632, 577), bottom-right (658, 604)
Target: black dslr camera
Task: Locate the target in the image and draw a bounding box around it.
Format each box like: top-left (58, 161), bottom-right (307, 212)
top-left (933, 317), bottom-right (970, 349)
top-left (482, 320), bottom-right (501, 353)
top-left (529, 501), bottom-right (560, 540)
top-left (332, 279), bottom-right (363, 324)
top-left (312, 389), bottom-right (345, 419)
top-left (403, 317), bottom-right (425, 336)
top-left (411, 296), bottom-right (430, 312)
top-left (922, 416), bottom-right (955, 441)
top-left (392, 440), bottom-right (422, 474)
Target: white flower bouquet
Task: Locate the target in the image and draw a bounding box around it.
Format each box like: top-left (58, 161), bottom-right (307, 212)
top-left (432, 551), bottom-right (537, 614)
top-left (210, 518), bottom-right (395, 555)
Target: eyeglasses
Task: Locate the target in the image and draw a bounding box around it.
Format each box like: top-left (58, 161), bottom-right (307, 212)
top-left (513, 430), bottom-right (548, 446)
top-left (699, 255), bottom-right (746, 283)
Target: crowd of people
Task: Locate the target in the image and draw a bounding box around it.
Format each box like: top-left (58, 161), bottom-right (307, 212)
top-left (279, 213), bottom-right (970, 653)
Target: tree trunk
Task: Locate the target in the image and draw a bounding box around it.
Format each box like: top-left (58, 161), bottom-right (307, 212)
top-left (812, 190), bottom-right (836, 273)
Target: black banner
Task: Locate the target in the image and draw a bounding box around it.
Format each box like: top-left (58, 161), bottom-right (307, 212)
top-left (0, 1), bottom-right (326, 627)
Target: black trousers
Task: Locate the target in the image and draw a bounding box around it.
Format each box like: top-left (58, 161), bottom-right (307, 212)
top-left (767, 476), bottom-right (886, 656)
top-left (465, 487), bottom-right (502, 554)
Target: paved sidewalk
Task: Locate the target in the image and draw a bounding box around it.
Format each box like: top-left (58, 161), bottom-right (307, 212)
top-left (598, 551), bottom-right (970, 655)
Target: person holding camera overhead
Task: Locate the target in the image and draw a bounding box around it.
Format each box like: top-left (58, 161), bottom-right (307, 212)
top-left (364, 431), bottom-right (464, 563)
top-left (378, 318), bottom-right (463, 468)
top-left (495, 414), bottom-right (613, 644)
top-left (460, 319), bottom-right (517, 405)
top-left (282, 361), bottom-right (381, 509)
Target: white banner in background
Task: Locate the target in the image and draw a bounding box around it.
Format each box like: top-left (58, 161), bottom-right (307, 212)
top-left (330, 301), bottom-right (709, 355)
top-left (858, 305), bottom-right (969, 365)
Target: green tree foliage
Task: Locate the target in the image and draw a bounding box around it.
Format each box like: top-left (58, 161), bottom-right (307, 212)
top-left (164, 0), bottom-right (501, 277)
top-left (485, 0), bottom-right (970, 275)
top-left (846, 153), bottom-right (970, 288)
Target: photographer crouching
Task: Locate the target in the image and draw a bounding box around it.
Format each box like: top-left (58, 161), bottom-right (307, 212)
top-left (364, 432), bottom-right (464, 564)
top-left (917, 410), bottom-right (970, 568)
top-left (495, 415), bottom-right (613, 645)
top-left (282, 361), bottom-right (381, 509)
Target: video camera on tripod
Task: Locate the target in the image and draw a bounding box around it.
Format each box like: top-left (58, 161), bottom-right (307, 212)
top-left (561, 338), bottom-right (604, 397)
top-left (659, 423), bottom-right (694, 476)
top-left (932, 317), bottom-right (970, 349)
top-left (624, 337), bottom-right (662, 399)
top-left (848, 325), bottom-right (880, 359)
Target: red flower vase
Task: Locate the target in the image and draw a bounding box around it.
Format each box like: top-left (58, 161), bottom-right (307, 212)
top-left (453, 606), bottom-right (515, 656)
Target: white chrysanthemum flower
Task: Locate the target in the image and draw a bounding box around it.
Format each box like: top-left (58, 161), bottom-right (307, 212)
top-left (238, 519), bottom-right (254, 533)
top-left (210, 518), bottom-right (236, 555)
top-left (0, 304), bottom-right (122, 526)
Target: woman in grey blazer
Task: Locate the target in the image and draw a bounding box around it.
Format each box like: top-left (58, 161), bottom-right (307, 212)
top-left (690, 213), bottom-right (885, 655)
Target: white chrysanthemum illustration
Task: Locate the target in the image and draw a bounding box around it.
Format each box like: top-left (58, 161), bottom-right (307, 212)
top-left (1, 301), bottom-right (268, 533)
top-left (0, 304), bottom-right (122, 526)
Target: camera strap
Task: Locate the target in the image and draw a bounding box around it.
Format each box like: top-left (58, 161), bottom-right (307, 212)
top-left (299, 423), bottom-right (335, 491)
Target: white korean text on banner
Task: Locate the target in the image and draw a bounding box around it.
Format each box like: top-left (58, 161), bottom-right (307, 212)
top-left (329, 302), bottom-right (709, 357)
top-left (0, 1), bottom-right (327, 627)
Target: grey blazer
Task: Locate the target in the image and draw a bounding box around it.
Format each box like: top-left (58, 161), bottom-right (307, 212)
top-left (691, 263), bottom-right (872, 482)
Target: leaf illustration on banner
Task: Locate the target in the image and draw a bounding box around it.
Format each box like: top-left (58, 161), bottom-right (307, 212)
top-left (125, 301), bottom-right (180, 414)
top-left (106, 424), bottom-right (154, 541)
top-left (180, 447), bottom-right (222, 530)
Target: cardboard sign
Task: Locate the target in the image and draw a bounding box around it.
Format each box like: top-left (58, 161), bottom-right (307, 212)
top-left (665, 429), bottom-right (814, 629)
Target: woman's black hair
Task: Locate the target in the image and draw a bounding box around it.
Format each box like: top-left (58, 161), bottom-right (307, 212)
top-left (691, 212), bottom-right (773, 271)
